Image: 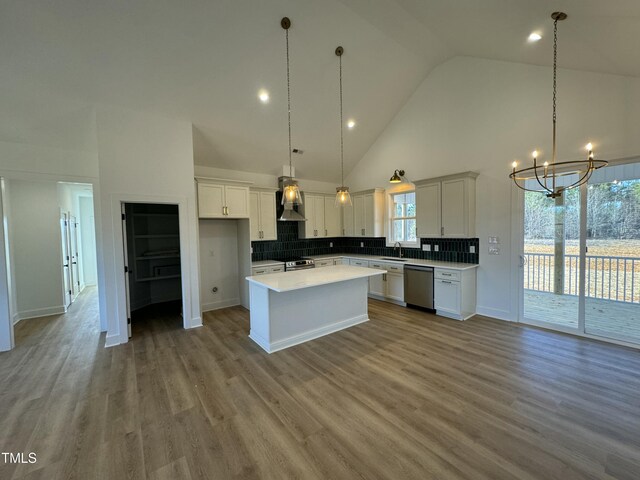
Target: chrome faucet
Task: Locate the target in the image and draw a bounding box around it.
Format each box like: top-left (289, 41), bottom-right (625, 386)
top-left (393, 242), bottom-right (403, 258)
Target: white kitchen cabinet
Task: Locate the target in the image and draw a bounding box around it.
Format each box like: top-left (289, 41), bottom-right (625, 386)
top-left (414, 172), bottom-right (477, 238)
top-left (343, 204), bottom-right (354, 236)
top-left (324, 196), bottom-right (342, 237)
top-left (368, 260), bottom-right (404, 304)
top-left (434, 267), bottom-right (477, 320)
top-left (249, 189), bottom-right (277, 241)
top-left (251, 264), bottom-right (284, 276)
top-left (348, 258), bottom-right (369, 267)
top-left (315, 258), bottom-right (334, 268)
top-left (416, 182), bottom-right (441, 237)
top-left (197, 179), bottom-right (251, 219)
top-left (347, 189), bottom-right (385, 237)
top-left (300, 193), bottom-right (343, 238)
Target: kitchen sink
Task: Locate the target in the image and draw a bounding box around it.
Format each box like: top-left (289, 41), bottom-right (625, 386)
top-left (381, 257), bottom-right (408, 262)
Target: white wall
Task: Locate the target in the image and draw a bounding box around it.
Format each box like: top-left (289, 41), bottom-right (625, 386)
top-left (79, 196), bottom-right (97, 286)
top-left (96, 106), bottom-right (201, 346)
top-left (7, 179), bottom-right (64, 321)
top-left (199, 219), bottom-right (241, 311)
top-left (346, 56), bottom-right (640, 321)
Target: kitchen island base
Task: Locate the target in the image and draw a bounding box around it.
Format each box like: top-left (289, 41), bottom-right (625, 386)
top-left (247, 266), bottom-right (383, 353)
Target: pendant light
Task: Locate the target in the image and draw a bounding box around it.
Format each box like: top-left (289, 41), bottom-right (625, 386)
top-left (509, 12), bottom-right (607, 198)
top-left (334, 46), bottom-right (352, 207)
top-left (280, 17), bottom-right (303, 206)
top-left (389, 169), bottom-right (405, 183)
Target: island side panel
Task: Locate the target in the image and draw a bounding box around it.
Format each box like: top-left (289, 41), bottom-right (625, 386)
top-left (248, 283), bottom-right (272, 352)
top-left (266, 277), bottom-right (369, 352)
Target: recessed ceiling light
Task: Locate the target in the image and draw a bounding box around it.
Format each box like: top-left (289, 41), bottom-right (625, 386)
top-left (347, 119), bottom-right (356, 129)
top-left (528, 32), bottom-right (542, 42)
top-left (258, 89), bottom-right (270, 103)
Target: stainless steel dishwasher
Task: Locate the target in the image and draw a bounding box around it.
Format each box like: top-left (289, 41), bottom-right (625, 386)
top-left (404, 265), bottom-right (435, 311)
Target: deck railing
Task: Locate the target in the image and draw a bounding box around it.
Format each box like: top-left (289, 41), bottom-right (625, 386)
top-left (524, 252), bottom-right (639, 304)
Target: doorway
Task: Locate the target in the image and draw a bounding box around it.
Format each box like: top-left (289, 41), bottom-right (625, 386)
top-left (520, 161), bottom-right (640, 345)
top-left (122, 202), bottom-right (182, 337)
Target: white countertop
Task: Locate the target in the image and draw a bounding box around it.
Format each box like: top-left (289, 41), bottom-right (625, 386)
top-left (305, 254), bottom-right (478, 271)
top-left (246, 265), bottom-right (385, 292)
top-left (251, 260), bottom-right (285, 268)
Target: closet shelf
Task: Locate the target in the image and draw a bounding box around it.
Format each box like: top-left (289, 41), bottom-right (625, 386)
top-left (136, 274), bottom-right (181, 282)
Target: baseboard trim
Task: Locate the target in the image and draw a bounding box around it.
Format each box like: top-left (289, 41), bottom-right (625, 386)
top-left (104, 333), bottom-right (121, 348)
top-left (12, 313), bottom-right (20, 325)
top-left (16, 306), bottom-right (66, 321)
top-left (476, 306), bottom-right (513, 322)
top-left (249, 314), bottom-right (369, 354)
top-left (188, 317), bottom-right (203, 329)
top-left (202, 298), bottom-right (240, 313)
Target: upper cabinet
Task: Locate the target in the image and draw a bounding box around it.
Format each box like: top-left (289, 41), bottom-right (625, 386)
top-left (299, 193), bottom-right (341, 238)
top-left (196, 178), bottom-right (251, 219)
top-left (249, 189), bottom-right (277, 241)
top-left (344, 189), bottom-right (385, 237)
top-left (415, 172), bottom-right (478, 238)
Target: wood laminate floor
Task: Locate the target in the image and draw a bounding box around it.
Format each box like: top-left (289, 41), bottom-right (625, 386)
top-left (2, 287), bottom-right (640, 479)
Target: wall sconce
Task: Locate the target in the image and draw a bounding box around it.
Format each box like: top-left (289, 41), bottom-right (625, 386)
top-left (389, 169), bottom-right (405, 183)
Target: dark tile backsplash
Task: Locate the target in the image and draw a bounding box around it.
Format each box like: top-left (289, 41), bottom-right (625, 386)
top-left (252, 221), bottom-right (479, 264)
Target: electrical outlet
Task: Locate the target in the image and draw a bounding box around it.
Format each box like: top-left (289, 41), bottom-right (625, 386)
top-left (330, 242), bottom-right (333, 248)
top-left (470, 245), bottom-right (476, 254)
top-left (422, 244), bottom-right (431, 251)
top-left (360, 242), bottom-right (364, 248)
top-left (434, 245), bottom-right (439, 252)
top-left (250, 247), bottom-right (253, 254)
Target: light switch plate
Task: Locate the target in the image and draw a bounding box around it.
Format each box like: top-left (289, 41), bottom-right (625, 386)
top-left (434, 245), bottom-right (439, 252)
top-left (422, 244), bottom-right (431, 251)
top-left (250, 247), bottom-right (253, 254)
top-left (489, 247), bottom-right (501, 255)
top-left (470, 246), bottom-right (476, 254)
top-left (489, 236), bottom-right (500, 244)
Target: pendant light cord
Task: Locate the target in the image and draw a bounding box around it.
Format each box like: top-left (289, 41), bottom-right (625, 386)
top-left (339, 53), bottom-right (344, 187)
top-left (286, 27), bottom-right (292, 178)
top-left (552, 17), bottom-right (558, 165)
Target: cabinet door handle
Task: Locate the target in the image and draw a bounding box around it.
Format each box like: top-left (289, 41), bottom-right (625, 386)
top-left (442, 273), bottom-right (451, 276)
top-left (442, 280), bottom-right (452, 284)
top-left (383, 273), bottom-right (387, 281)
top-left (441, 226), bottom-right (444, 236)
top-left (325, 229), bottom-right (327, 236)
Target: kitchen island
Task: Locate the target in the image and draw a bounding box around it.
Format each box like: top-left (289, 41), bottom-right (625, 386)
top-left (246, 265), bottom-right (385, 353)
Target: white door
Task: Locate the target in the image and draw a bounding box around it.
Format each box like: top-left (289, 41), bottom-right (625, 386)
top-left (60, 213), bottom-right (72, 309)
top-left (259, 192), bottom-right (277, 240)
top-left (441, 178), bottom-right (466, 237)
top-left (121, 204), bottom-right (132, 337)
top-left (249, 191), bottom-right (260, 241)
top-left (197, 183), bottom-right (225, 218)
top-left (314, 196), bottom-right (326, 237)
top-left (324, 196), bottom-right (342, 237)
top-left (225, 186), bottom-right (249, 218)
top-left (343, 203), bottom-right (354, 236)
top-left (416, 183), bottom-right (441, 237)
top-left (354, 195), bottom-right (365, 236)
top-left (69, 215), bottom-right (80, 300)
top-left (386, 273), bottom-right (405, 301)
top-left (302, 194), bottom-right (317, 238)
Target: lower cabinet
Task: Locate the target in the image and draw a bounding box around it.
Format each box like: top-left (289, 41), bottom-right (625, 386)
top-left (251, 264), bottom-right (284, 276)
top-left (434, 268), bottom-right (476, 320)
top-left (368, 260), bottom-right (405, 304)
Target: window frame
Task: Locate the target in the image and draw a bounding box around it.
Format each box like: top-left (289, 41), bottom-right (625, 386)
top-left (387, 189), bottom-right (419, 248)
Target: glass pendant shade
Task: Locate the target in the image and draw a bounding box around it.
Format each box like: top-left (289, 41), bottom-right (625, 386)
top-left (281, 177), bottom-right (303, 206)
top-left (335, 186), bottom-right (352, 207)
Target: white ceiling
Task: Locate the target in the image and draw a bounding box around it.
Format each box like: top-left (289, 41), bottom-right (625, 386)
top-left (1, 0), bottom-right (639, 182)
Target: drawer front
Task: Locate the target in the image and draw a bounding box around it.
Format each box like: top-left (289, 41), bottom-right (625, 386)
top-left (316, 259), bottom-right (333, 268)
top-left (349, 259), bottom-right (369, 267)
top-left (267, 265), bottom-right (285, 274)
top-left (435, 269), bottom-right (460, 281)
top-left (370, 261), bottom-right (404, 273)
top-left (252, 268), bottom-right (268, 276)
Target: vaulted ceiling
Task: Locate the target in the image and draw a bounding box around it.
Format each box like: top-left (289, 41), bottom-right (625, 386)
top-left (1, 0), bottom-right (639, 182)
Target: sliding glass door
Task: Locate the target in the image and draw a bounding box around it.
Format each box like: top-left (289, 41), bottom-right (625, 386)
top-left (520, 161), bottom-right (640, 345)
top-left (584, 176), bottom-right (640, 343)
